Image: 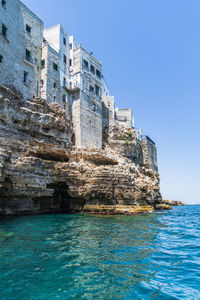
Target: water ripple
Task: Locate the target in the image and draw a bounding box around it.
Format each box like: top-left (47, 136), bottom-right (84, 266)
top-left (0, 206), bottom-right (200, 299)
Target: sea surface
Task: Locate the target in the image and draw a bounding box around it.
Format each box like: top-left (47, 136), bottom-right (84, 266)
top-left (0, 205), bottom-right (200, 300)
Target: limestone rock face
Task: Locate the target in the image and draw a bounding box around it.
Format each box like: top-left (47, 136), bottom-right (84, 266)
top-left (155, 204), bottom-right (172, 210)
top-left (0, 86), bottom-right (167, 215)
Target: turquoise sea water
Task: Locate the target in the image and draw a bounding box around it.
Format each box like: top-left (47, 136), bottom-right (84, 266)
top-left (0, 205), bottom-right (200, 300)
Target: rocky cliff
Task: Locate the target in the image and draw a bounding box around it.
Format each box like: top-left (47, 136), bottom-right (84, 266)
top-left (0, 86), bottom-right (172, 215)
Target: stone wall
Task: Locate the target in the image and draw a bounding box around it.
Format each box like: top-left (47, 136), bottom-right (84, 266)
top-left (80, 92), bottom-right (102, 149)
top-left (68, 47), bottom-right (103, 149)
top-left (40, 43), bottom-right (61, 106)
top-left (0, 0), bottom-right (43, 100)
top-left (115, 108), bottom-right (133, 128)
top-left (140, 136), bottom-right (158, 171)
top-left (102, 95), bottom-right (115, 127)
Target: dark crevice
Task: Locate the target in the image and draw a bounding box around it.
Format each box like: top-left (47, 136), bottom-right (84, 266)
top-left (47, 182), bottom-right (70, 211)
top-left (28, 153), bottom-right (69, 162)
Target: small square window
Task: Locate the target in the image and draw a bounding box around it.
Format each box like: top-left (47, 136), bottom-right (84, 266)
top-left (69, 43), bottom-right (72, 50)
top-left (41, 59), bottom-right (45, 68)
top-left (96, 69), bottom-right (101, 78)
top-left (26, 49), bottom-right (31, 62)
top-left (91, 65), bottom-right (95, 74)
top-left (40, 79), bottom-right (44, 87)
top-left (53, 82), bottom-right (57, 89)
top-left (63, 37), bottom-right (66, 46)
top-left (83, 59), bottom-right (88, 69)
top-left (2, 0), bottom-right (6, 7)
top-left (63, 94), bottom-right (67, 103)
top-left (95, 85), bottom-right (100, 96)
top-left (24, 71), bottom-right (29, 83)
top-left (53, 62), bottom-right (58, 71)
top-left (0, 55), bottom-right (3, 63)
top-left (26, 24), bottom-right (31, 34)
top-left (89, 85), bottom-right (94, 93)
top-left (63, 54), bottom-right (66, 64)
top-left (2, 24), bottom-right (7, 38)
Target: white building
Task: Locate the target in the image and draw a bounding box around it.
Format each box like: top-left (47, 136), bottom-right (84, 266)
top-left (0, 1), bottom-right (135, 150)
top-left (40, 24), bottom-right (71, 110)
top-left (0, 0), bottom-right (43, 100)
top-left (115, 108), bottom-right (134, 128)
top-left (69, 46), bottom-right (103, 149)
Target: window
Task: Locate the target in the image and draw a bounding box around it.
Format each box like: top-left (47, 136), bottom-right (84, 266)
top-left (89, 85), bottom-right (94, 93)
top-left (2, 0), bottom-right (6, 7)
top-left (24, 71), bottom-right (29, 84)
top-left (41, 59), bottom-right (45, 68)
top-left (63, 37), bottom-right (66, 46)
top-left (53, 96), bottom-right (56, 102)
top-left (2, 24), bottom-right (7, 38)
top-left (83, 59), bottom-right (88, 69)
top-left (63, 77), bottom-right (66, 86)
top-left (95, 85), bottom-right (100, 96)
top-left (91, 65), bottom-right (95, 74)
top-left (69, 43), bottom-right (72, 50)
top-left (63, 94), bottom-right (67, 103)
top-left (0, 55), bottom-right (2, 63)
top-left (53, 62), bottom-right (58, 71)
top-left (69, 59), bottom-right (72, 67)
top-left (40, 79), bottom-right (44, 87)
top-left (63, 54), bottom-right (66, 64)
top-left (53, 82), bottom-right (57, 89)
top-left (96, 69), bottom-right (101, 78)
top-left (92, 104), bottom-right (96, 112)
top-left (26, 49), bottom-right (31, 62)
top-left (26, 24), bottom-right (31, 34)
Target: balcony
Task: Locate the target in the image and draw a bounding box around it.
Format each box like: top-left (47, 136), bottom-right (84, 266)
top-left (116, 116), bottom-right (127, 122)
top-left (63, 82), bottom-right (80, 93)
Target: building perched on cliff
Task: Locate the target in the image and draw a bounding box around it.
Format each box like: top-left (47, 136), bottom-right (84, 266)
top-left (0, 0), bottom-right (43, 100)
top-left (0, 0), bottom-right (157, 170)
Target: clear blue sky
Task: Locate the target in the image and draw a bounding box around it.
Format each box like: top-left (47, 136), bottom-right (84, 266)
top-left (23, 0), bottom-right (200, 204)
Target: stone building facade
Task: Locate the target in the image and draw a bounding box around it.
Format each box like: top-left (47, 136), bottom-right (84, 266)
top-left (69, 47), bottom-right (103, 149)
top-left (140, 136), bottom-right (158, 171)
top-left (40, 41), bottom-right (60, 105)
top-left (102, 95), bottom-right (115, 127)
top-left (115, 108), bottom-right (133, 128)
top-left (0, 0), bottom-right (43, 100)
top-left (0, 0), bottom-right (158, 170)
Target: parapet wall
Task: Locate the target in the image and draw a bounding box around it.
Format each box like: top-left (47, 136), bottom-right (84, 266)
top-left (140, 136), bottom-right (158, 171)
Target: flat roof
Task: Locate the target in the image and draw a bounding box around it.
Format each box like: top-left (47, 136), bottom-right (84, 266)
top-left (74, 46), bottom-right (102, 66)
top-left (20, 1), bottom-right (43, 24)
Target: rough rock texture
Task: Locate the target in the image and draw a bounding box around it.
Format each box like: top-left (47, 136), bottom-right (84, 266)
top-left (155, 204), bottom-right (172, 210)
top-left (0, 86), bottom-right (177, 215)
top-left (161, 200), bottom-right (184, 206)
